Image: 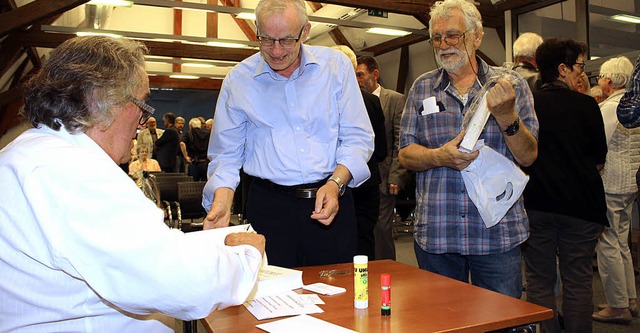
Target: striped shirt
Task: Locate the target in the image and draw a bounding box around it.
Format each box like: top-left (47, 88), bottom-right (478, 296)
top-left (400, 57), bottom-right (539, 255)
top-left (617, 55), bottom-right (640, 128)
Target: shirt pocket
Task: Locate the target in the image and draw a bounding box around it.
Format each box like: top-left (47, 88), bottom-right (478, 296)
top-left (417, 111), bottom-right (463, 148)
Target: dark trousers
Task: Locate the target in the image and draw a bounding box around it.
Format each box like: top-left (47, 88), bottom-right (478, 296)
top-left (188, 162), bottom-right (208, 181)
top-left (246, 180), bottom-right (357, 268)
top-left (352, 183), bottom-right (380, 259)
top-left (522, 210), bottom-right (604, 333)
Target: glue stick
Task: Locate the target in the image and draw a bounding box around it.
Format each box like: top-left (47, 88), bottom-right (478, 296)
top-left (353, 255), bottom-right (368, 309)
top-left (381, 273), bottom-right (391, 315)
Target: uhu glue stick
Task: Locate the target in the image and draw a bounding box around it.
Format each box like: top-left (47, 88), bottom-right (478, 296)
top-left (353, 255), bottom-right (368, 309)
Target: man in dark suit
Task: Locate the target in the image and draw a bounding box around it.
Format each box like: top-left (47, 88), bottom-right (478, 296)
top-left (155, 112), bottom-right (181, 172)
top-left (353, 89), bottom-right (387, 258)
top-left (357, 55), bottom-right (408, 260)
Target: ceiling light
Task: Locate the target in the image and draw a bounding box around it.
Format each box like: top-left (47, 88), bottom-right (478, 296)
top-left (76, 31), bottom-right (123, 38)
top-left (206, 41), bottom-right (248, 48)
top-left (88, 0), bottom-right (133, 7)
top-left (183, 63), bottom-right (215, 68)
top-left (169, 74), bottom-right (200, 79)
top-left (610, 14), bottom-right (640, 24)
top-left (366, 28), bottom-right (411, 37)
top-left (236, 12), bottom-right (256, 20)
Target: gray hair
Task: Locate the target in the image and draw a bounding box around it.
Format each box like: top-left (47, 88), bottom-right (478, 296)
top-left (189, 117), bottom-right (202, 129)
top-left (513, 32), bottom-right (543, 59)
top-left (331, 45), bottom-right (357, 70)
top-left (429, 0), bottom-right (483, 36)
top-left (599, 56), bottom-right (634, 89)
top-left (255, 0), bottom-right (308, 32)
top-left (23, 36), bottom-right (148, 133)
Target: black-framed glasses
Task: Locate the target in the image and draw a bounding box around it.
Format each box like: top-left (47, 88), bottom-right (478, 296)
top-left (130, 97), bottom-right (155, 125)
top-left (430, 30), bottom-right (469, 48)
top-left (573, 62), bottom-right (586, 72)
top-left (257, 26), bottom-right (305, 48)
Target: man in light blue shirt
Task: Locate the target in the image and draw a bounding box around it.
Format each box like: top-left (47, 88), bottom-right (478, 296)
top-left (203, 0), bottom-right (374, 267)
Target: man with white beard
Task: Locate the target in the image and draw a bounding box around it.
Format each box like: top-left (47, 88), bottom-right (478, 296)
top-left (397, 0), bottom-right (538, 298)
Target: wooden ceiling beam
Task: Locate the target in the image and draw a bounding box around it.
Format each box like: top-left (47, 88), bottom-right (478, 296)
top-left (362, 34), bottom-right (428, 57)
top-left (219, 0), bottom-right (257, 42)
top-left (149, 76), bottom-right (222, 90)
top-left (0, 0), bottom-right (89, 38)
top-left (11, 31), bottom-right (258, 62)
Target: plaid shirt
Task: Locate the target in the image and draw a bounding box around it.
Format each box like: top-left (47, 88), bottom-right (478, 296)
top-left (617, 55), bottom-right (640, 128)
top-left (400, 57), bottom-right (539, 255)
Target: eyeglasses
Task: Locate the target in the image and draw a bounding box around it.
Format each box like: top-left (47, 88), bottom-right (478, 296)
top-left (257, 26), bottom-right (305, 48)
top-left (130, 97), bottom-right (155, 125)
top-left (430, 30), bottom-right (469, 48)
top-left (573, 62), bottom-right (586, 72)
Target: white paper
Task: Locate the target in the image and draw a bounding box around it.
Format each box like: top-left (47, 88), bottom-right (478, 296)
top-left (247, 265), bottom-right (304, 301)
top-left (244, 292), bottom-right (324, 320)
top-left (302, 283), bottom-right (346, 296)
top-left (256, 314), bottom-right (358, 333)
top-left (294, 293), bottom-right (325, 305)
top-left (459, 94), bottom-right (490, 153)
top-left (421, 96), bottom-right (439, 115)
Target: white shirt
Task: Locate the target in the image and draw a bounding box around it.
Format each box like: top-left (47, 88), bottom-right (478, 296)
top-left (0, 126), bottom-right (261, 332)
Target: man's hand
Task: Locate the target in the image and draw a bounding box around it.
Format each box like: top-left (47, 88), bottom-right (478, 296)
top-left (310, 183), bottom-right (340, 226)
top-left (204, 201), bottom-right (231, 229)
top-left (437, 131), bottom-right (479, 170)
top-left (225, 232), bottom-right (266, 257)
top-left (486, 78), bottom-right (517, 123)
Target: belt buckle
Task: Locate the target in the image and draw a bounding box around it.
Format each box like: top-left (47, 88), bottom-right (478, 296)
top-left (295, 188), bottom-right (317, 199)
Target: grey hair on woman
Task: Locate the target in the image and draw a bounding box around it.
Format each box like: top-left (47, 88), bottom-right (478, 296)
top-left (599, 56), bottom-right (634, 89)
top-left (23, 36), bottom-right (148, 134)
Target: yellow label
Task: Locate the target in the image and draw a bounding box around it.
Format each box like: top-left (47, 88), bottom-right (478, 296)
top-left (354, 263), bottom-right (368, 302)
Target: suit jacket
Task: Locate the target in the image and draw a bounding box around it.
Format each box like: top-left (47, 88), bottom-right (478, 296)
top-left (136, 127), bottom-right (163, 159)
top-left (378, 86), bottom-right (408, 194)
top-left (360, 89), bottom-right (387, 187)
top-left (155, 125), bottom-right (180, 171)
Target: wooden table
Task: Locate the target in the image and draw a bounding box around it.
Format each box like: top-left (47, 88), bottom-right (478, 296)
top-left (202, 260), bottom-right (552, 332)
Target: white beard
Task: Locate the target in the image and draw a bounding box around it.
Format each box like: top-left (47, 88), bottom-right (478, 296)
top-left (435, 47), bottom-right (470, 73)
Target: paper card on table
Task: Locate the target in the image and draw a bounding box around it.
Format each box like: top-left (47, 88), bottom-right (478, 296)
top-left (244, 291), bottom-right (323, 320)
top-left (303, 282), bottom-right (346, 296)
top-left (256, 314), bottom-right (358, 333)
top-left (247, 265), bottom-right (304, 301)
top-left (295, 293), bottom-right (324, 305)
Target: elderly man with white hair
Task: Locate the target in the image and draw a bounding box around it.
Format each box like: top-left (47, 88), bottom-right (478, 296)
top-left (593, 56), bottom-right (639, 324)
top-left (512, 32), bottom-right (543, 92)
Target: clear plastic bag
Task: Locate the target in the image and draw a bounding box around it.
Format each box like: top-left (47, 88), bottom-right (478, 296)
top-left (459, 74), bottom-right (518, 152)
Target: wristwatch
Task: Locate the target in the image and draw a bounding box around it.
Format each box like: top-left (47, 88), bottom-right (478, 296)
top-left (328, 176), bottom-right (346, 197)
top-left (503, 116), bottom-right (520, 136)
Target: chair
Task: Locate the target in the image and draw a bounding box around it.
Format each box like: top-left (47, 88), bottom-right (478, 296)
top-left (153, 173), bottom-right (192, 202)
top-left (177, 181), bottom-right (207, 232)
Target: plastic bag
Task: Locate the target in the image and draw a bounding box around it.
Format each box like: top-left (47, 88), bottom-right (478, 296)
top-left (461, 142), bottom-right (528, 228)
top-left (459, 74), bottom-right (518, 153)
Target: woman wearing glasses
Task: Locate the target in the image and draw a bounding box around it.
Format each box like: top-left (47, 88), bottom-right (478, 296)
top-left (521, 38), bottom-right (608, 333)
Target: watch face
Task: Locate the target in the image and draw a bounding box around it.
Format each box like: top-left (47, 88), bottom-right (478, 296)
top-left (505, 118), bottom-right (520, 136)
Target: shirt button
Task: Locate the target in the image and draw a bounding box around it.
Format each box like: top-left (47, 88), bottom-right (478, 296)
top-left (296, 127), bottom-right (300, 131)
top-left (300, 148), bottom-right (304, 152)
top-left (461, 214), bottom-right (466, 218)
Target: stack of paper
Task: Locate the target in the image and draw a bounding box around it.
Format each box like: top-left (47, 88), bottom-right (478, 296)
top-left (247, 265), bottom-right (304, 301)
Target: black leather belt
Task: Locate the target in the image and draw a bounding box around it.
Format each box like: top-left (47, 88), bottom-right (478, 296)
top-left (253, 177), bottom-right (328, 199)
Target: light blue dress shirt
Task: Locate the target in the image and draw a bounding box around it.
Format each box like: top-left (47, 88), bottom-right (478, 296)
top-left (204, 45), bottom-right (374, 208)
